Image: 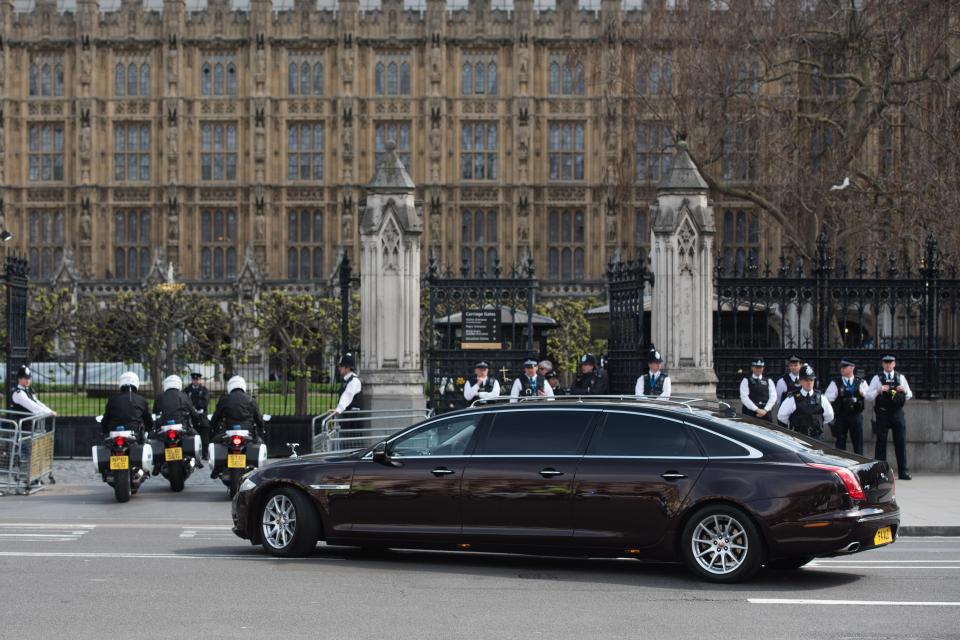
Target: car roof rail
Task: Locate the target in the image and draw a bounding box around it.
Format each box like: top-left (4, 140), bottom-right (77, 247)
top-left (469, 394), bottom-right (734, 415)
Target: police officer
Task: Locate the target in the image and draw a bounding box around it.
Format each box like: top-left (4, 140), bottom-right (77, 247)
top-left (776, 365), bottom-right (834, 438)
top-left (775, 355), bottom-right (804, 426)
top-left (463, 361), bottom-right (501, 402)
top-left (545, 370), bottom-right (566, 395)
top-left (738, 358), bottom-right (776, 422)
top-left (153, 374), bottom-right (204, 470)
top-left (9, 365), bottom-right (56, 417)
top-left (185, 372), bottom-right (212, 459)
top-left (824, 359), bottom-right (868, 455)
top-left (635, 349), bottom-right (671, 397)
top-left (866, 355), bottom-right (913, 480)
top-left (570, 354), bottom-right (610, 396)
top-left (102, 372), bottom-right (153, 441)
top-left (776, 355), bottom-right (805, 402)
top-left (332, 353), bottom-right (362, 416)
top-left (510, 359), bottom-right (554, 402)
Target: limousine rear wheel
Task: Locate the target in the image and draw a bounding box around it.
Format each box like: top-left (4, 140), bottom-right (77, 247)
top-left (260, 487), bottom-right (319, 557)
top-left (681, 504), bottom-right (763, 583)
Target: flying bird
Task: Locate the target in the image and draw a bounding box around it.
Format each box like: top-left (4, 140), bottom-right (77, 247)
top-left (830, 176), bottom-right (850, 191)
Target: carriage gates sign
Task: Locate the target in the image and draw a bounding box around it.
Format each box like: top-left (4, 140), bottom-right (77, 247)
top-left (462, 309), bottom-right (502, 349)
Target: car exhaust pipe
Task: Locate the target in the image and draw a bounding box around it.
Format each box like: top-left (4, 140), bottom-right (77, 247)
top-left (839, 541), bottom-right (861, 554)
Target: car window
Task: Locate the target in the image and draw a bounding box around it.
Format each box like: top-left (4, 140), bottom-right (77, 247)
top-left (588, 412), bottom-right (702, 457)
top-left (690, 427), bottom-right (751, 457)
top-left (476, 410), bottom-right (596, 456)
top-left (390, 416), bottom-right (479, 457)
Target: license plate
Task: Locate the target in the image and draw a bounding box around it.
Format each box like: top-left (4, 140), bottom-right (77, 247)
top-left (109, 456), bottom-right (129, 470)
top-left (165, 447), bottom-right (183, 462)
top-left (227, 454), bottom-right (246, 469)
top-left (873, 526), bottom-right (893, 546)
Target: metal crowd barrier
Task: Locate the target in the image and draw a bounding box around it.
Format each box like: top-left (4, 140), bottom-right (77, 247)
top-left (0, 410), bottom-right (56, 496)
top-left (311, 408), bottom-right (433, 453)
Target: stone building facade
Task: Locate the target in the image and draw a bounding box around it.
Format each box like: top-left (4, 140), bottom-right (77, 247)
top-left (0, 0), bottom-right (783, 298)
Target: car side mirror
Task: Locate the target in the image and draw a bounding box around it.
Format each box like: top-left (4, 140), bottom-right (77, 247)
top-left (372, 443), bottom-right (389, 464)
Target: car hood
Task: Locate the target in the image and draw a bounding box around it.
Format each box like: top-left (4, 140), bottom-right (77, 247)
top-left (263, 449), bottom-right (365, 469)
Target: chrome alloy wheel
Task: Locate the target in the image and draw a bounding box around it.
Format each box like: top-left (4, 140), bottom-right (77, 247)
top-left (691, 514), bottom-right (750, 575)
top-left (262, 494), bottom-right (298, 550)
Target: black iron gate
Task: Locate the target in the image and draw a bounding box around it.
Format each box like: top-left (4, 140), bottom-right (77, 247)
top-left (426, 255), bottom-right (537, 413)
top-left (5, 256), bottom-right (29, 405)
top-left (714, 233), bottom-right (960, 399)
top-left (605, 255), bottom-right (653, 394)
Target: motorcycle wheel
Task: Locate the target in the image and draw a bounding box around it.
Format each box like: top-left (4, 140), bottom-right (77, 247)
top-left (114, 470), bottom-right (131, 503)
top-left (228, 468), bottom-right (242, 499)
top-left (168, 461), bottom-right (186, 492)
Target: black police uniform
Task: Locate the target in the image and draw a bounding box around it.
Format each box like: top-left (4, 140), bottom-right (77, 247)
top-left (102, 388), bottom-right (154, 440)
top-left (210, 389), bottom-right (266, 443)
top-left (830, 375), bottom-right (866, 454)
top-left (153, 388), bottom-right (204, 434)
top-left (743, 376), bottom-right (773, 422)
top-left (519, 375), bottom-right (546, 397)
top-left (186, 380), bottom-right (212, 456)
top-left (639, 372), bottom-right (669, 396)
top-left (788, 390), bottom-right (826, 439)
top-left (571, 369), bottom-right (610, 395)
top-left (545, 372), bottom-right (566, 396)
top-left (779, 372), bottom-right (802, 402)
top-left (874, 370), bottom-right (908, 474)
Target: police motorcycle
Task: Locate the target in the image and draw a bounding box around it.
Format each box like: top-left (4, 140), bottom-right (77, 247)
top-left (151, 417), bottom-right (203, 492)
top-left (209, 415), bottom-right (270, 498)
top-left (207, 376), bottom-right (271, 498)
top-left (148, 375), bottom-right (205, 492)
top-left (92, 417), bottom-right (152, 503)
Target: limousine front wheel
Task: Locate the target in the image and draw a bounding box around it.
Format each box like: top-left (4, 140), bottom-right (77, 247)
top-left (260, 487), bottom-right (319, 558)
top-left (681, 505), bottom-right (763, 583)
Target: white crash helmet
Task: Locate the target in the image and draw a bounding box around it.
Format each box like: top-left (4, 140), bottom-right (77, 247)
top-left (118, 371), bottom-right (140, 389)
top-left (226, 376), bottom-right (247, 394)
top-left (163, 375), bottom-right (183, 392)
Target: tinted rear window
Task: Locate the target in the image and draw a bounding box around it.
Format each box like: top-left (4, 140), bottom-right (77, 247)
top-left (691, 427), bottom-right (751, 457)
top-left (588, 412), bottom-right (702, 457)
top-left (478, 410), bottom-right (595, 455)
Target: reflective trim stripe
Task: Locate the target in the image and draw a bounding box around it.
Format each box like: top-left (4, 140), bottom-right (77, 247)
top-left (309, 484), bottom-right (351, 491)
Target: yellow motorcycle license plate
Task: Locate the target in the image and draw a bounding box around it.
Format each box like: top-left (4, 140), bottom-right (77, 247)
top-left (109, 456), bottom-right (129, 470)
top-left (227, 454), bottom-right (246, 468)
top-left (165, 447), bottom-right (183, 462)
top-left (873, 526), bottom-right (893, 546)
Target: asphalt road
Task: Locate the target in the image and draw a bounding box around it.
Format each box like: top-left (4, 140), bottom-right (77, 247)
top-left (1, 475), bottom-right (959, 640)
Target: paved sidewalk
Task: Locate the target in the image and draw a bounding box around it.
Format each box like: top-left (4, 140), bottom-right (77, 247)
top-left (8, 462), bottom-right (960, 535)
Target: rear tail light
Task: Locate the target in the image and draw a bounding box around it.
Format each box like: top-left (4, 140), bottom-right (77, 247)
top-left (231, 435), bottom-right (243, 447)
top-left (115, 436), bottom-right (126, 447)
top-left (807, 462), bottom-right (866, 501)
top-left (167, 430), bottom-right (177, 441)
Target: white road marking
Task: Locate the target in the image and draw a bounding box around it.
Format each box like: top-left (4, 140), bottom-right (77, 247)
top-left (180, 526), bottom-right (235, 540)
top-left (750, 598), bottom-right (960, 607)
top-left (0, 524), bottom-right (94, 543)
top-left (0, 551), bottom-right (313, 561)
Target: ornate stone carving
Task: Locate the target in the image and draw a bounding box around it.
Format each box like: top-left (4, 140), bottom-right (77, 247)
top-left (547, 187), bottom-right (586, 201)
top-left (677, 216), bottom-right (697, 275)
top-left (199, 188), bottom-right (237, 202)
top-left (27, 188), bottom-right (65, 202)
top-left (461, 187), bottom-right (498, 202)
top-left (114, 188), bottom-right (151, 202)
top-left (288, 187), bottom-right (324, 201)
top-left (79, 197), bottom-right (92, 241)
top-left (381, 217), bottom-right (401, 272)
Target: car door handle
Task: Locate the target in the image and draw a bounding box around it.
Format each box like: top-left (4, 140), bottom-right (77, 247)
top-left (660, 472), bottom-right (688, 481)
top-left (539, 468), bottom-right (564, 478)
top-left (431, 467), bottom-right (456, 477)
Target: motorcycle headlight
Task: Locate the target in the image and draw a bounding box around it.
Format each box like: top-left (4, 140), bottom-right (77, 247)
top-left (239, 477), bottom-right (258, 493)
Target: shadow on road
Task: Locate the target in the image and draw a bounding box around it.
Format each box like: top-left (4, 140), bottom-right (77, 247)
top-left (172, 543), bottom-right (864, 591)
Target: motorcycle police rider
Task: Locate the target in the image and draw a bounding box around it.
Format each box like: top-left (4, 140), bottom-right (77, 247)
top-left (152, 374), bottom-right (205, 469)
top-left (102, 372), bottom-right (154, 441)
top-left (209, 376), bottom-right (266, 453)
top-left (824, 359), bottom-right (869, 455)
top-left (776, 365), bottom-right (834, 439)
